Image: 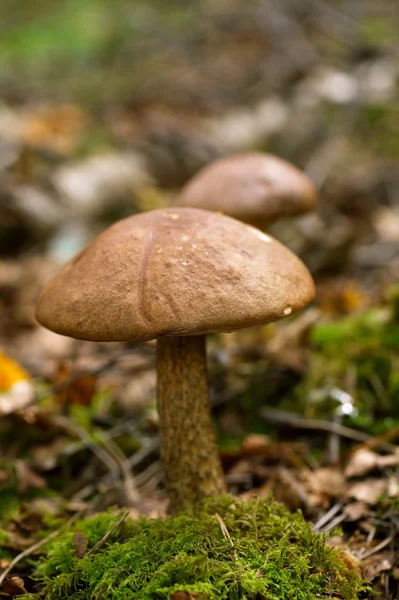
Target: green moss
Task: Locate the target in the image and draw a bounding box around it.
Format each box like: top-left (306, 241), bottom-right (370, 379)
top-left (284, 302), bottom-right (399, 434)
top-left (19, 496), bottom-right (367, 599)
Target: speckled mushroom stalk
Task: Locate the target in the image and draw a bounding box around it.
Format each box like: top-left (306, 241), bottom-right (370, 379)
top-left (35, 207), bottom-right (315, 514)
top-left (157, 335), bottom-right (225, 512)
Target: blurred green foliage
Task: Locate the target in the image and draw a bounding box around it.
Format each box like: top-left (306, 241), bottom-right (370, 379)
top-left (292, 289), bottom-right (399, 435)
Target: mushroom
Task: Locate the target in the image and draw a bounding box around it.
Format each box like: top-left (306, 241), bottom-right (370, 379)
top-left (35, 207), bottom-right (315, 513)
top-left (178, 153), bottom-right (317, 229)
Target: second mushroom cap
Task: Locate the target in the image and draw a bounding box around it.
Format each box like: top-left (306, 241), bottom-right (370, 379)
top-left (178, 153), bottom-right (317, 227)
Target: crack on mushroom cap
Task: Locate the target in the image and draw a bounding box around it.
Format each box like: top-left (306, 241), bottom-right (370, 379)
top-left (138, 228), bottom-right (154, 325)
top-left (35, 208), bottom-right (315, 342)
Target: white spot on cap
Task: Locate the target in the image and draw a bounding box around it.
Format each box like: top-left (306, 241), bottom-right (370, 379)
top-left (284, 306), bottom-right (292, 316)
top-left (249, 226), bottom-right (271, 243)
top-left (166, 212), bottom-right (179, 220)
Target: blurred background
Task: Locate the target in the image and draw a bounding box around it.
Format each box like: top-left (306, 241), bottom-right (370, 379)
top-left (0, 0), bottom-right (399, 592)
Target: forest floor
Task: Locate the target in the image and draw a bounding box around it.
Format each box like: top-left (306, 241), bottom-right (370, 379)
top-left (0, 1), bottom-right (398, 598)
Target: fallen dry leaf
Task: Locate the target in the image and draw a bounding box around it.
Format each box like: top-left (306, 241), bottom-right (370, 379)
top-left (171, 592), bottom-right (204, 600)
top-left (345, 449), bottom-right (380, 478)
top-left (343, 501), bottom-right (372, 521)
top-left (362, 553), bottom-right (393, 581)
top-left (345, 448), bottom-right (399, 478)
top-left (73, 530), bottom-right (88, 558)
top-left (53, 362), bottom-right (97, 407)
top-left (345, 479), bottom-right (387, 504)
top-left (240, 433), bottom-right (272, 452)
top-left (1, 576), bottom-right (27, 596)
top-left (22, 104), bottom-right (88, 154)
top-left (269, 466), bottom-right (309, 510)
top-left (306, 467), bottom-right (346, 498)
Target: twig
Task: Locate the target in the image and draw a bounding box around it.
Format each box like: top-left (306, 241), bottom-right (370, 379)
top-left (87, 512), bottom-right (129, 557)
top-left (260, 407), bottom-right (397, 452)
top-left (0, 512), bottom-right (82, 587)
top-left (322, 513), bottom-right (347, 533)
top-left (60, 418), bottom-right (141, 459)
top-left (313, 502), bottom-right (343, 533)
top-left (360, 535), bottom-right (395, 560)
top-left (72, 437), bottom-right (159, 501)
top-left (135, 460), bottom-right (163, 490)
top-left (101, 438), bottom-right (140, 505)
top-left (345, 426), bottom-right (399, 457)
top-left (215, 513), bottom-right (238, 560)
top-left (56, 416), bottom-right (123, 481)
top-left (327, 413), bottom-right (342, 464)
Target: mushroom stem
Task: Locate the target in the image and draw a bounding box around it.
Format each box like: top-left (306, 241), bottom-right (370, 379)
top-left (157, 334), bottom-right (226, 513)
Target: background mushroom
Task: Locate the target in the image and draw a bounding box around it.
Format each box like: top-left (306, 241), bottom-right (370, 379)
top-left (178, 153), bottom-right (318, 229)
top-left (36, 207), bottom-right (315, 513)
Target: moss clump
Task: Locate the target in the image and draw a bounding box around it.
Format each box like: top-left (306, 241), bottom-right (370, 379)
top-left (20, 495), bottom-right (367, 599)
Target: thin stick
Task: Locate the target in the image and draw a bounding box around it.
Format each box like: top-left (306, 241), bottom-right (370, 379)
top-left (260, 407), bottom-right (397, 452)
top-left (360, 535), bottom-right (395, 560)
top-left (72, 437), bottom-right (159, 501)
top-left (313, 502), bottom-right (343, 533)
top-left (0, 512), bottom-right (82, 587)
top-left (215, 513), bottom-right (238, 560)
top-left (56, 416), bottom-right (122, 480)
top-left (87, 512), bottom-right (129, 557)
top-left (322, 513), bottom-right (347, 533)
top-left (102, 438), bottom-right (140, 505)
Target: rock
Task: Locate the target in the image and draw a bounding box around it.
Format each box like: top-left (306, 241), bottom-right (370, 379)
top-left (53, 152), bottom-right (153, 220)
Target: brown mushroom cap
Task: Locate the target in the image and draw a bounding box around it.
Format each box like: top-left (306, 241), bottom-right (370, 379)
top-left (178, 153), bottom-right (317, 225)
top-left (36, 207), bottom-right (314, 342)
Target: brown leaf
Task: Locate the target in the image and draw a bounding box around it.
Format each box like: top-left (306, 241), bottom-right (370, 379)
top-left (53, 363), bottom-right (96, 407)
top-left (345, 449), bottom-right (379, 478)
top-left (73, 530), bottom-right (88, 558)
top-left (345, 449), bottom-right (399, 479)
top-left (270, 466), bottom-right (308, 510)
top-left (362, 553), bottom-right (393, 581)
top-left (240, 433), bottom-right (272, 453)
top-left (22, 104), bottom-right (88, 155)
top-left (345, 479), bottom-right (387, 504)
top-left (1, 576), bottom-right (27, 596)
top-left (171, 592), bottom-right (205, 600)
top-left (343, 501), bottom-right (372, 521)
top-left (306, 467), bottom-right (345, 499)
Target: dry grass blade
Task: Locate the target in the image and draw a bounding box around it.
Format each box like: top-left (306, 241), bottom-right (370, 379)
top-left (313, 502), bottom-right (343, 532)
top-left (360, 535), bottom-right (395, 560)
top-left (86, 512), bottom-right (129, 557)
top-left (261, 407), bottom-right (397, 452)
top-left (215, 513), bottom-right (238, 560)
